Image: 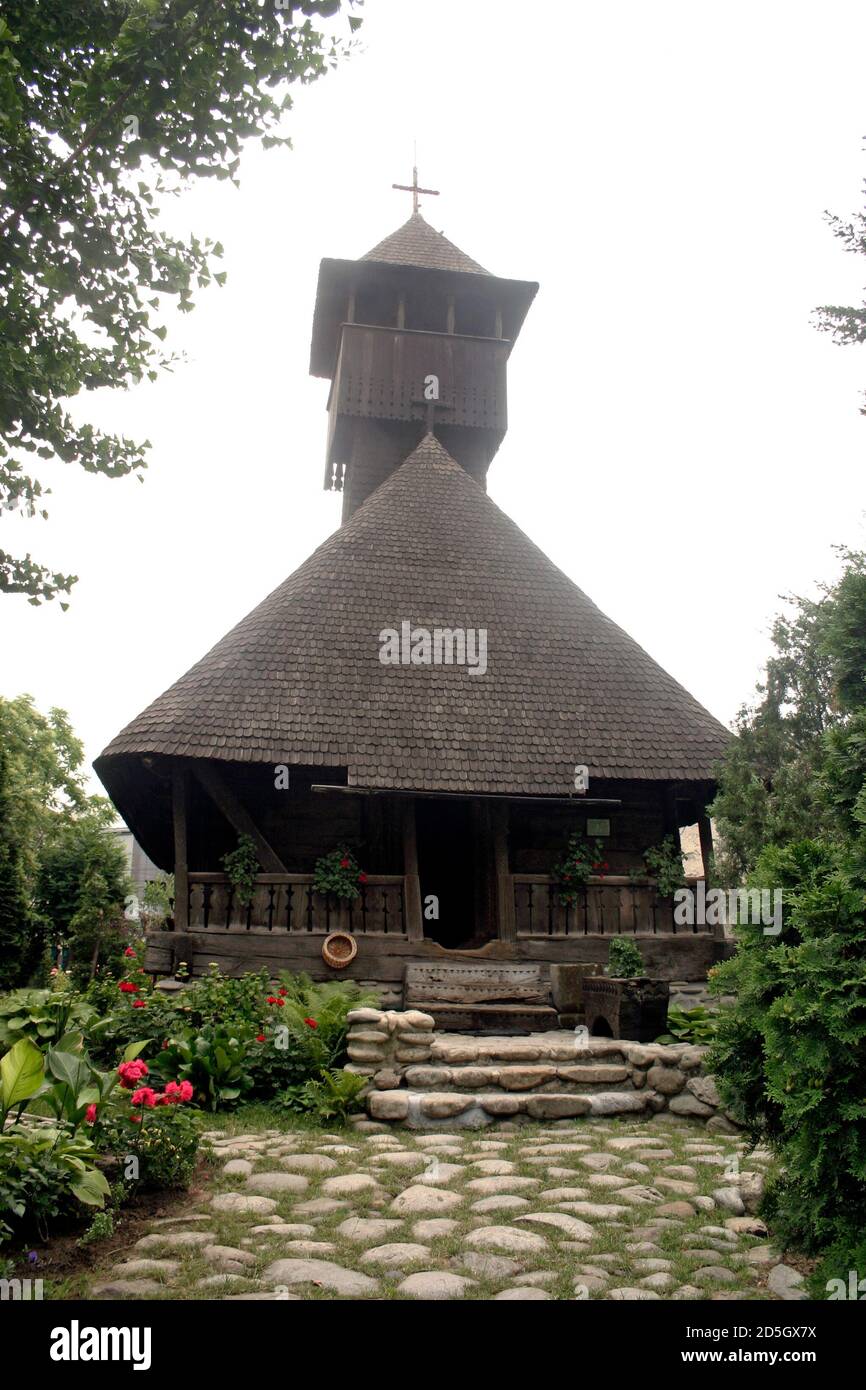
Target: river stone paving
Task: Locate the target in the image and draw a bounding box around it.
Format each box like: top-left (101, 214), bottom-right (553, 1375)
top-left (88, 1118), bottom-right (799, 1301)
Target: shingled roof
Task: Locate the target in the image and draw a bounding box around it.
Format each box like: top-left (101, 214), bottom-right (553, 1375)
top-left (96, 437), bottom-right (730, 802)
top-left (362, 211), bottom-right (490, 275)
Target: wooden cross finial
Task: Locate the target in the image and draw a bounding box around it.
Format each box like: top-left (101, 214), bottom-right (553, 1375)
top-left (392, 165), bottom-right (439, 215)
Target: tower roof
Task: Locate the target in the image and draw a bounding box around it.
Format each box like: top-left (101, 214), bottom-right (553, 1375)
top-left (362, 211), bottom-right (490, 276)
top-left (96, 436), bottom-right (730, 849)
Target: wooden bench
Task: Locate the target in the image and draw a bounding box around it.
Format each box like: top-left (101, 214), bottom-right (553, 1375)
top-left (404, 962), bottom-right (560, 1033)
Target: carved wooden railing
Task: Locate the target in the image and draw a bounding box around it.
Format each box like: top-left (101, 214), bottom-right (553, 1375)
top-left (187, 873), bottom-right (408, 936)
top-left (512, 875), bottom-right (707, 937)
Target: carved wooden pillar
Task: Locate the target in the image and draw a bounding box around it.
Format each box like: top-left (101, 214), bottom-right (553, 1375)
top-left (402, 798), bottom-right (424, 941)
top-left (172, 764), bottom-right (189, 932)
top-left (492, 800), bottom-right (515, 942)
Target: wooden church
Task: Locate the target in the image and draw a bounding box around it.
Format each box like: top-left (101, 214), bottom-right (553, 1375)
top-left (95, 176), bottom-right (730, 1019)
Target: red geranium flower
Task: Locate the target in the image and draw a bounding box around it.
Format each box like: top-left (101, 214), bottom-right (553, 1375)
top-left (118, 1060), bottom-right (149, 1089)
top-left (178, 1081), bottom-right (193, 1101)
top-left (85, 1104), bottom-right (97, 1124)
top-left (357, 871), bottom-right (367, 884)
top-left (132, 999), bottom-right (146, 1009)
top-left (124, 946), bottom-right (136, 957)
top-left (278, 987), bottom-right (288, 996)
top-left (256, 1034), bottom-right (266, 1043)
top-left (339, 857), bottom-right (350, 869)
top-left (118, 980), bottom-right (139, 994)
top-left (267, 995), bottom-right (278, 1004)
top-left (304, 1017), bottom-right (318, 1029)
top-left (131, 1087), bottom-right (158, 1108)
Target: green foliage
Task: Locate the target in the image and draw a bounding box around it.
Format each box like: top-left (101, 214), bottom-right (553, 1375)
top-left (606, 937), bottom-right (644, 979)
top-left (0, 739), bottom-right (33, 990)
top-left (77, 1208), bottom-right (116, 1247)
top-left (708, 837), bottom-right (866, 1284)
top-left (0, 0), bottom-right (362, 603)
top-left (98, 1100), bottom-right (200, 1190)
top-left (275, 1068), bottom-right (367, 1123)
top-left (0, 695), bottom-right (129, 984)
top-left (312, 845), bottom-right (366, 902)
top-left (655, 1005), bottom-right (718, 1045)
top-left (643, 836), bottom-right (687, 897)
top-left (140, 873), bottom-right (174, 930)
top-left (553, 833), bottom-right (608, 907)
top-left (36, 818), bottom-right (132, 984)
top-left (709, 551), bottom-right (866, 885)
top-left (221, 834), bottom-right (260, 908)
top-left (151, 1026), bottom-right (254, 1111)
top-left (0, 1124), bottom-right (109, 1243)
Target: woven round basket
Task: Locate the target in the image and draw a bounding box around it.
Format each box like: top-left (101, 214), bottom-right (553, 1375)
top-left (321, 931), bottom-right (358, 970)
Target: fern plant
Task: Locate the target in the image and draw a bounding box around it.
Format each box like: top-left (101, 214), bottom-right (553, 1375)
top-left (275, 1068), bottom-right (367, 1123)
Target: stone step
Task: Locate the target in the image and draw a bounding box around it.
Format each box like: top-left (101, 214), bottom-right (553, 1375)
top-left (415, 1003), bottom-right (560, 1033)
top-left (368, 1088), bottom-right (653, 1126)
top-left (427, 1033), bottom-right (635, 1069)
top-left (401, 1062), bottom-right (637, 1094)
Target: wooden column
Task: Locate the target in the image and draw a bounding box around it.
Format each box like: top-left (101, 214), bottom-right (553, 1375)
top-left (446, 294), bottom-right (456, 335)
top-left (172, 765), bottom-right (189, 932)
top-left (492, 800), bottom-right (515, 942)
top-left (698, 811), bottom-right (715, 885)
top-left (397, 292), bottom-right (406, 329)
top-left (402, 798), bottom-right (424, 941)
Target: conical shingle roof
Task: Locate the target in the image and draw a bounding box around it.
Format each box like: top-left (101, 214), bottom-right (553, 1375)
top-left (96, 437), bottom-right (729, 798)
top-left (362, 211), bottom-right (490, 275)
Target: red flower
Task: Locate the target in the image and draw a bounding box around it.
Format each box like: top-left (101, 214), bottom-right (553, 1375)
top-left (178, 1081), bottom-right (193, 1102)
top-left (256, 1034), bottom-right (266, 1043)
top-left (278, 987), bottom-right (288, 996)
top-left (267, 995), bottom-right (278, 1004)
top-left (161, 1039), bottom-right (169, 1050)
top-left (85, 1104), bottom-right (97, 1124)
top-left (339, 857), bottom-right (350, 869)
top-left (131, 1114), bottom-right (142, 1124)
top-left (303, 1017), bottom-right (318, 1029)
top-left (131, 1087), bottom-right (158, 1108)
top-left (118, 1059), bottom-right (149, 1089)
top-left (124, 946), bottom-right (136, 958)
top-left (274, 998), bottom-right (284, 1007)
top-left (132, 999), bottom-right (146, 1009)
top-left (357, 872), bottom-right (367, 884)
top-left (118, 980), bottom-right (139, 994)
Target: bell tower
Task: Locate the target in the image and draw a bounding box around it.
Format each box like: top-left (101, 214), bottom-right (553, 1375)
top-left (309, 174), bottom-right (537, 522)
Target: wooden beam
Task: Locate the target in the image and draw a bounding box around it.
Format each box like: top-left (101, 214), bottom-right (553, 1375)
top-left (311, 784), bottom-right (621, 808)
top-left (191, 760), bottom-right (288, 874)
top-left (172, 765), bottom-right (189, 932)
top-left (697, 812), bottom-right (715, 885)
top-left (492, 800), bottom-right (515, 942)
top-left (401, 798), bottom-right (424, 942)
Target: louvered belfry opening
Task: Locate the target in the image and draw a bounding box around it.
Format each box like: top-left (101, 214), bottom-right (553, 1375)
top-left (95, 200), bottom-right (731, 1008)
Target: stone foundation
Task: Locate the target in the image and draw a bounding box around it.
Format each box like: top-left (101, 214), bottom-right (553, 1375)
top-left (345, 1008), bottom-right (738, 1131)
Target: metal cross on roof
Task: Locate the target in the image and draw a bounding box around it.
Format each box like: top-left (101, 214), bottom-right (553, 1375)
top-left (392, 165), bottom-right (439, 215)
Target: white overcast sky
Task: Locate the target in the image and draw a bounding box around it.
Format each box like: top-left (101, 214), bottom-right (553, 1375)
top-left (4, 0), bottom-right (866, 793)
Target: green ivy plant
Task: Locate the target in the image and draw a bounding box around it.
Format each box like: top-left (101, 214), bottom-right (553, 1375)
top-left (312, 846), bottom-right (367, 903)
top-left (644, 835), bottom-right (687, 897)
top-left (607, 937), bottom-right (645, 978)
top-left (553, 834), bottom-right (608, 907)
top-left (221, 834), bottom-right (260, 908)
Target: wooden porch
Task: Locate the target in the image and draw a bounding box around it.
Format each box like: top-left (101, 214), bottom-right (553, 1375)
top-left (182, 871), bottom-right (710, 939)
